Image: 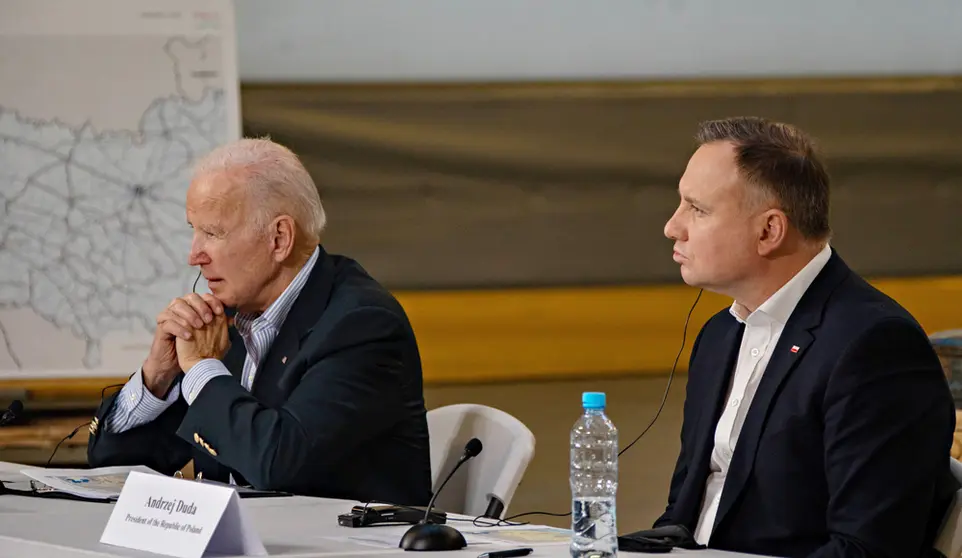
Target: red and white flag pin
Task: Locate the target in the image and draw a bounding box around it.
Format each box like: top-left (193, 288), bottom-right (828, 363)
top-left (790, 345), bottom-right (800, 353)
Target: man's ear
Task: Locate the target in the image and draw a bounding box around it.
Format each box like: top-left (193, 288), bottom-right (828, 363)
top-left (270, 215), bottom-right (296, 262)
top-left (757, 209), bottom-right (789, 257)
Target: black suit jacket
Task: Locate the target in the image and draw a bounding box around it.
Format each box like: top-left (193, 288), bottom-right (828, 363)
top-left (655, 250), bottom-right (957, 558)
top-left (88, 246), bottom-right (432, 506)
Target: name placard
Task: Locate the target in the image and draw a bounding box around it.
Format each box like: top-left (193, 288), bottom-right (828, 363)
top-left (100, 471), bottom-right (266, 558)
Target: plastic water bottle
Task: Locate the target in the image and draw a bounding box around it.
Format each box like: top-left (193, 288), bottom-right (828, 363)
top-left (570, 391), bottom-right (618, 558)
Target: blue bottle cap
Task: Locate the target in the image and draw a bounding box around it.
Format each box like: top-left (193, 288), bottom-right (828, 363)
top-left (582, 392), bottom-right (606, 409)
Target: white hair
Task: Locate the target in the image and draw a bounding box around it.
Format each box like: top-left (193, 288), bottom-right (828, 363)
top-left (192, 137), bottom-right (326, 242)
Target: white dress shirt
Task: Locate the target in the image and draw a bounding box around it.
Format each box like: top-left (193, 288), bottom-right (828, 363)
top-left (693, 243), bottom-right (832, 545)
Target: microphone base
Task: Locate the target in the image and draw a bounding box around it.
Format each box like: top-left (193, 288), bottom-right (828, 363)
top-left (399, 522), bottom-right (467, 551)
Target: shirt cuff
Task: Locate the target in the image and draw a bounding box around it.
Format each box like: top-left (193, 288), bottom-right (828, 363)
top-left (181, 359), bottom-right (232, 404)
top-left (104, 368), bottom-right (181, 433)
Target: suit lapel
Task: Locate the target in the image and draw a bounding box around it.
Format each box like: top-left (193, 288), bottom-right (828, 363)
top-left (676, 319), bottom-right (745, 528)
top-left (711, 250), bottom-right (851, 534)
top-left (250, 246), bottom-right (337, 396)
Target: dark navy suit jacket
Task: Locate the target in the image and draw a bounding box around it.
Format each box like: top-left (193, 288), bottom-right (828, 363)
top-left (656, 250), bottom-right (957, 558)
top-left (88, 246), bottom-right (432, 506)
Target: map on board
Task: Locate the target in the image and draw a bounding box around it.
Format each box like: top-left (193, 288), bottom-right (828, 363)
top-left (0, 1), bottom-right (240, 378)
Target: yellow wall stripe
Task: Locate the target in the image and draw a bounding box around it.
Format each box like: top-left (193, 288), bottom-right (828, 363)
top-left (1, 276), bottom-right (960, 397)
top-left (396, 275), bottom-right (962, 384)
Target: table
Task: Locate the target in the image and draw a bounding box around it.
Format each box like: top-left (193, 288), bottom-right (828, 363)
top-left (0, 462), bottom-right (753, 558)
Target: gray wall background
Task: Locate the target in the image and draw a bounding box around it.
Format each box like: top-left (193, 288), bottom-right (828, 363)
top-left (233, 0), bottom-right (962, 82)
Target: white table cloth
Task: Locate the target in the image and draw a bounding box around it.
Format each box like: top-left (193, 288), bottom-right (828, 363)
top-left (0, 461), bottom-right (757, 558)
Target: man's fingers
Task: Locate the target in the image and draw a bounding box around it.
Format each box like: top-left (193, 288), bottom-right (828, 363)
top-left (165, 312), bottom-right (196, 334)
top-left (184, 293), bottom-right (215, 324)
top-left (157, 308), bottom-right (194, 334)
top-left (200, 293), bottom-right (225, 316)
top-left (154, 292), bottom-right (229, 348)
top-left (169, 299), bottom-right (205, 328)
top-left (159, 317), bottom-right (193, 340)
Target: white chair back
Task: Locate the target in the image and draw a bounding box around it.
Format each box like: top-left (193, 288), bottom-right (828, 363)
top-left (426, 404), bottom-right (536, 518)
top-left (934, 457), bottom-right (962, 558)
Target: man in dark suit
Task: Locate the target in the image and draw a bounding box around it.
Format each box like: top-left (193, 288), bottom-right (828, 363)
top-left (656, 117), bottom-right (957, 557)
top-left (87, 138), bottom-right (432, 506)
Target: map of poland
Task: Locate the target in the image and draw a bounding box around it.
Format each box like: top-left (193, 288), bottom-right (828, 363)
top-left (0, 1), bottom-right (240, 377)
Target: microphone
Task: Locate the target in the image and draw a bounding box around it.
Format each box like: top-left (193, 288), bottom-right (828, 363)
top-left (0, 400), bottom-right (23, 426)
top-left (421, 437), bottom-right (481, 524)
top-left (400, 437), bottom-right (483, 551)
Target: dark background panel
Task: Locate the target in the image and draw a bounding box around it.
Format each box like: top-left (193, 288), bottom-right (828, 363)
top-left (239, 82), bottom-right (962, 289)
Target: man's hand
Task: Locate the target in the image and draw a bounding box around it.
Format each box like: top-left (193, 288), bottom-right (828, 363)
top-left (176, 311), bottom-right (231, 373)
top-left (143, 293), bottom-right (225, 398)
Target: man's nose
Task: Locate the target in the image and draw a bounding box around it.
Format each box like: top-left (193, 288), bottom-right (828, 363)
top-left (187, 237), bottom-right (207, 266)
top-left (187, 250), bottom-right (202, 266)
top-left (664, 209), bottom-right (682, 241)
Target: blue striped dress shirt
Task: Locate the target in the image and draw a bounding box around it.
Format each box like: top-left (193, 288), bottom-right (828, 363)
top-left (106, 247), bottom-right (320, 433)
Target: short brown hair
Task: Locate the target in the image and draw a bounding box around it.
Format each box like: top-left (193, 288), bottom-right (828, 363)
top-left (695, 116), bottom-right (831, 240)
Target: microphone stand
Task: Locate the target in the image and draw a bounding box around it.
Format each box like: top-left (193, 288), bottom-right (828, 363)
top-left (399, 439), bottom-right (482, 551)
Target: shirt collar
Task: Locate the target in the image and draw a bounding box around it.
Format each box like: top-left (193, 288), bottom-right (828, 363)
top-left (730, 243), bottom-right (832, 326)
top-left (235, 246), bottom-right (320, 334)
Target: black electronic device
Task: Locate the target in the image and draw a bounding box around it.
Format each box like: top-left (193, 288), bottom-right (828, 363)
top-left (338, 504), bottom-right (447, 527)
top-left (618, 524), bottom-right (703, 553)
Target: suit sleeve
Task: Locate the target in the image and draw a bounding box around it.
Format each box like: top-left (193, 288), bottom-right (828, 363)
top-left (808, 318), bottom-right (955, 558)
top-left (654, 324), bottom-right (706, 528)
top-left (87, 376), bottom-right (193, 475)
top-left (174, 306), bottom-right (411, 492)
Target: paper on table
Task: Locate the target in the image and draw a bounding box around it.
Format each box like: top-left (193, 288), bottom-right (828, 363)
top-left (20, 465), bottom-right (163, 500)
top-left (466, 526), bottom-right (571, 545)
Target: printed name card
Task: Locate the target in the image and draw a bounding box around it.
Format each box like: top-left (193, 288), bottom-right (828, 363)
top-left (100, 471), bottom-right (267, 558)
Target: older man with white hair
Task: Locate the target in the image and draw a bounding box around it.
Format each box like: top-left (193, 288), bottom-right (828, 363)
top-left (87, 138), bottom-right (432, 505)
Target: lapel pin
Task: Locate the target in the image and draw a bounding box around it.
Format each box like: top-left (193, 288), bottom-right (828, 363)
top-left (281, 356), bottom-right (287, 364)
top-left (790, 345), bottom-right (800, 353)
